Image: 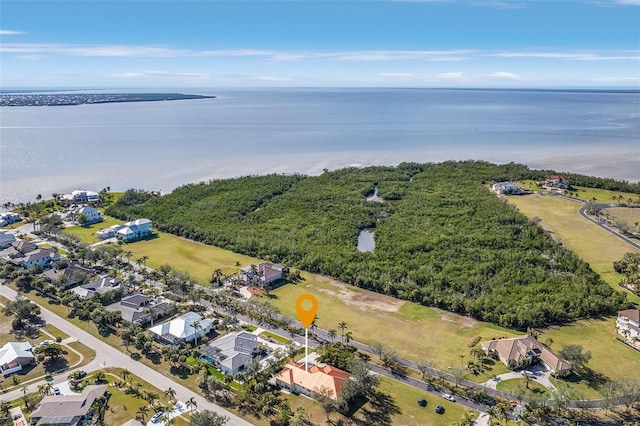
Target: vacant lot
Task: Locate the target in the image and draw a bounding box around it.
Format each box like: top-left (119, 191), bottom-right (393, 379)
top-left (505, 193), bottom-right (640, 383)
top-left (600, 207), bottom-right (640, 233)
top-left (267, 274), bottom-right (519, 371)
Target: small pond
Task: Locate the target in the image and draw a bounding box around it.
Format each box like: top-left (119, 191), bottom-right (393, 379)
top-left (357, 229), bottom-right (375, 252)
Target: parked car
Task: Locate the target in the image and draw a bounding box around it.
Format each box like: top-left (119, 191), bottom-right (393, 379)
top-left (53, 387), bottom-right (60, 395)
top-left (151, 412), bottom-right (164, 424)
top-left (77, 370), bottom-right (87, 378)
top-left (442, 393), bottom-right (455, 402)
top-left (417, 398), bottom-right (427, 407)
top-left (435, 405), bottom-right (445, 414)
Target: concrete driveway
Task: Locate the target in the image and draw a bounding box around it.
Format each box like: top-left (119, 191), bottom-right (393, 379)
top-left (481, 365), bottom-right (556, 391)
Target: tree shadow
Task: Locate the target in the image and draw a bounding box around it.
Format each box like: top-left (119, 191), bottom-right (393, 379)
top-left (351, 390), bottom-right (401, 426)
top-left (43, 357), bottom-right (69, 373)
top-left (169, 366), bottom-right (189, 379)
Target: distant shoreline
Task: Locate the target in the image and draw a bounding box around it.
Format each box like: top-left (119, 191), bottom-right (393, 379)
top-left (0, 93), bottom-right (215, 107)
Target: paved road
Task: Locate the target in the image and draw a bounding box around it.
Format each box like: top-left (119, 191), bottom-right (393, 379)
top-left (579, 205), bottom-right (640, 250)
top-left (0, 284), bottom-right (251, 426)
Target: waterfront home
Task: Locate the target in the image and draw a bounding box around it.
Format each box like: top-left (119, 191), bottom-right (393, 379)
top-left (30, 384), bottom-right (108, 426)
top-left (199, 331), bottom-right (260, 376)
top-left (150, 312), bottom-right (212, 346)
top-left (0, 342), bottom-right (35, 376)
top-left (275, 362), bottom-right (351, 400)
top-left (617, 309), bottom-right (640, 342)
top-left (60, 189), bottom-right (100, 206)
top-left (481, 335), bottom-right (570, 376)
top-left (543, 175), bottom-right (571, 190)
top-left (0, 212), bottom-right (20, 227)
top-left (240, 263), bottom-right (286, 287)
top-left (0, 232), bottom-right (15, 249)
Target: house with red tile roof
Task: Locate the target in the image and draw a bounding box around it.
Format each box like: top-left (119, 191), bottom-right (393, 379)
top-left (275, 362), bottom-right (351, 400)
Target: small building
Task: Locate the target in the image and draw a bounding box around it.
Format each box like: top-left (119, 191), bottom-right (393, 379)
top-left (30, 384), bottom-right (108, 426)
top-left (199, 331), bottom-right (260, 376)
top-left (150, 312), bottom-right (212, 346)
top-left (0, 342), bottom-right (35, 376)
top-left (67, 206), bottom-right (103, 225)
top-left (617, 309), bottom-right (640, 342)
top-left (275, 362), bottom-right (351, 400)
top-left (11, 239), bottom-right (38, 255)
top-left (480, 335), bottom-right (570, 376)
top-left (72, 276), bottom-right (122, 299)
top-left (105, 293), bottom-right (165, 325)
top-left (240, 263), bottom-right (285, 287)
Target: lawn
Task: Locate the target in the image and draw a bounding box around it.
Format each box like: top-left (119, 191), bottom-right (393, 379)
top-left (63, 216), bottom-right (125, 244)
top-left (266, 273), bottom-right (520, 372)
top-left (505, 193), bottom-right (640, 385)
top-left (260, 330), bottom-right (292, 345)
top-left (495, 378), bottom-right (549, 398)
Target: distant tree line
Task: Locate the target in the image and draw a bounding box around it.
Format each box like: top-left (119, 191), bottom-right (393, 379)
top-left (106, 161), bottom-right (629, 329)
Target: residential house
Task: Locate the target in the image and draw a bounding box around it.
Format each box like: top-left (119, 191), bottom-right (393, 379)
top-left (543, 175), bottom-right (571, 190)
top-left (72, 276), bottom-right (122, 299)
top-left (30, 384), bottom-right (108, 426)
top-left (11, 239), bottom-right (37, 254)
top-left (617, 309), bottom-right (640, 341)
top-left (480, 335), bottom-right (570, 376)
top-left (60, 190), bottom-right (100, 206)
top-left (67, 206), bottom-right (103, 225)
top-left (105, 293), bottom-right (166, 325)
top-left (11, 248), bottom-right (60, 269)
top-left (96, 219), bottom-right (152, 242)
top-left (275, 362), bottom-right (351, 400)
top-left (0, 342), bottom-right (35, 376)
top-left (199, 331), bottom-right (260, 376)
top-left (150, 312), bottom-right (212, 346)
top-left (491, 182), bottom-right (524, 195)
top-left (240, 263), bottom-right (286, 287)
top-left (43, 262), bottom-right (95, 289)
top-left (0, 232), bottom-right (15, 249)
top-left (0, 212), bottom-right (20, 227)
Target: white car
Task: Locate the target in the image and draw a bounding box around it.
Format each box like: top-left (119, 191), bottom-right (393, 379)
top-left (151, 413), bottom-right (164, 424)
top-left (442, 393), bottom-right (455, 402)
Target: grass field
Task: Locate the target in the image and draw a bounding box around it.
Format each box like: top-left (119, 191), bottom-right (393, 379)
top-left (63, 216), bottom-right (125, 244)
top-left (495, 378), bottom-right (548, 398)
top-left (505, 193), bottom-right (640, 384)
top-left (265, 274), bottom-right (520, 371)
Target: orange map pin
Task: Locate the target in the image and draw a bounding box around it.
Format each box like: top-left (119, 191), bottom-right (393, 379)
top-left (296, 294), bottom-right (318, 329)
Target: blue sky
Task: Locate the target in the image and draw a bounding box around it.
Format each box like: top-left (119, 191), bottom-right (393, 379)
top-left (1, 0), bottom-right (639, 88)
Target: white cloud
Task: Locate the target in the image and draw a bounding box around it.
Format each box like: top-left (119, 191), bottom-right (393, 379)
top-left (491, 51), bottom-right (640, 61)
top-left (486, 71), bottom-right (522, 80)
top-left (17, 54), bottom-right (45, 61)
top-left (0, 30), bottom-right (26, 35)
top-left (437, 72), bottom-right (465, 80)
top-left (613, 0), bottom-right (640, 5)
top-left (591, 76), bottom-right (640, 81)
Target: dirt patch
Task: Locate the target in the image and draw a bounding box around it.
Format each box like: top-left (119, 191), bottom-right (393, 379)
top-left (440, 312), bottom-right (478, 328)
top-left (600, 207), bottom-right (640, 233)
top-left (311, 276), bottom-right (404, 313)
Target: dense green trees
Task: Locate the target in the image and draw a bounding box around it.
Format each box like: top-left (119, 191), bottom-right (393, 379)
top-left (107, 161), bottom-right (628, 329)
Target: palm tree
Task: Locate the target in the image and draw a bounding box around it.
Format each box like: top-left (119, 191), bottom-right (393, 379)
top-left (328, 328), bottom-right (337, 343)
top-left (186, 396), bottom-right (197, 413)
top-left (164, 387), bottom-right (177, 402)
top-left (338, 321), bottom-right (348, 343)
top-left (344, 330), bottom-right (353, 344)
top-left (210, 268), bottom-right (224, 286)
top-left (144, 307), bottom-right (156, 326)
top-left (120, 368), bottom-right (130, 382)
top-left (191, 320), bottom-right (202, 346)
top-left (136, 405), bottom-right (149, 422)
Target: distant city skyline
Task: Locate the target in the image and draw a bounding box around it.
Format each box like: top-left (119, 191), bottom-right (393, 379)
top-left (1, 0), bottom-right (639, 88)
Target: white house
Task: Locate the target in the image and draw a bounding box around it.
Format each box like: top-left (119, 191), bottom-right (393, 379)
top-left (491, 182), bottom-right (523, 195)
top-left (72, 276), bottom-right (121, 299)
top-left (150, 312), bottom-right (212, 346)
top-left (617, 309), bottom-right (640, 341)
top-left (68, 206), bottom-right (102, 225)
top-left (199, 331), bottom-right (260, 376)
top-left (96, 218), bottom-right (152, 242)
top-left (0, 342), bottom-right (35, 376)
top-left (61, 190), bottom-right (100, 205)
